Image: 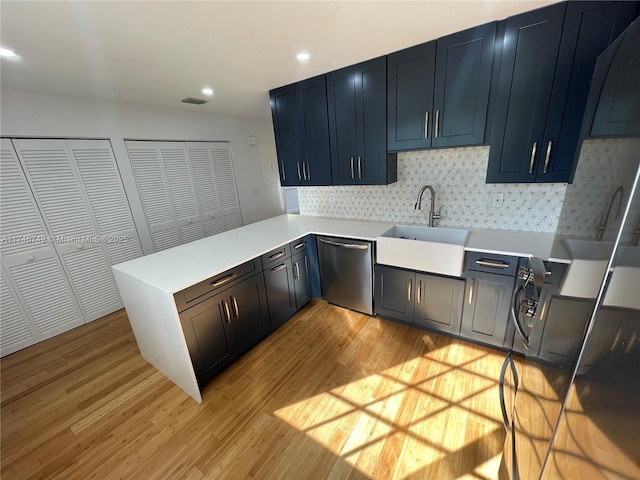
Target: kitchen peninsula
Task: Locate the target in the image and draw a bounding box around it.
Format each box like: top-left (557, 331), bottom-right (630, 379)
top-left (112, 214), bottom-right (563, 402)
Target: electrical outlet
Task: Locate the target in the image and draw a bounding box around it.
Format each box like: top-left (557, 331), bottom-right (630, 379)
top-left (492, 193), bottom-right (504, 208)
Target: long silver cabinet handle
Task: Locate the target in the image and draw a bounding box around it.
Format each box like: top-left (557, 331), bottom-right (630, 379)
top-left (424, 111), bottom-right (429, 139)
top-left (297, 162), bottom-right (302, 180)
top-left (529, 142), bottom-right (538, 174)
top-left (269, 251), bottom-right (285, 261)
top-left (212, 273), bottom-right (237, 288)
top-left (435, 110), bottom-right (440, 138)
top-left (270, 263), bottom-right (287, 272)
top-left (222, 300), bottom-right (231, 323)
top-left (408, 278), bottom-right (412, 302)
top-left (476, 260), bottom-right (510, 269)
top-left (543, 141), bottom-right (552, 174)
top-left (318, 238), bottom-right (369, 250)
top-left (357, 156), bottom-right (362, 179)
top-left (417, 280), bottom-right (422, 304)
top-left (302, 161), bottom-right (308, 180)
top-left (293, 241), bottom-right (306, 249)
top-left (294, 262), bottom-right (300, 280)
top-left (350, 157), bottom-right (355, 179)
top-left (231, 296), bottom-right (240, 319)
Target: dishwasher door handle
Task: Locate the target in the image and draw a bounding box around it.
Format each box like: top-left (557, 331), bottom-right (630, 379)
top-left (318, 238), bottom-right (369, 250)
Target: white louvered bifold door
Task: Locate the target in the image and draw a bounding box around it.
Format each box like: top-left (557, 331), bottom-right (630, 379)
top-left (186, 142), bottom-right (243, 236)
top-left (0, 139), bottom-right (84, 355)
top-left (126, 141), bottom-right (180, 251)
top-left (68, 140), bottom-right (144, 266)
top-left (12, 139), bottom-right (124, 322)
top-left (210, 143), bottom-right (243, 232)
top-left (159, 144), bottom-right (204, 244)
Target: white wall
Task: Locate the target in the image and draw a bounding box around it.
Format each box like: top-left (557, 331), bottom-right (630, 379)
top-left (0, 89), bottom-right (285, 253)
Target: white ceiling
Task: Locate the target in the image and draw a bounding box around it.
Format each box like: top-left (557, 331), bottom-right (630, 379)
top-left (1, 0), bottom-right (558, 120)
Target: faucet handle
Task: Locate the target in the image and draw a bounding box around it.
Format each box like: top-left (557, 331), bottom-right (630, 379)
top-left (433, 206), bottom-right (442, 219)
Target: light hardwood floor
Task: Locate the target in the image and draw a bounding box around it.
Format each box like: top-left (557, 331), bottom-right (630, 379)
top-left (1, 300), bottom-right (507, 479)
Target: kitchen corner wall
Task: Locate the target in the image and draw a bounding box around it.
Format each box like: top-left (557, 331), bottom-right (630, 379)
top-left (299, 146), bottom-right (567, 232)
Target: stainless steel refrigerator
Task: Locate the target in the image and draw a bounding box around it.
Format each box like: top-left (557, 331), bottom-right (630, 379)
top-left (500, 17), bottom-right (640, 480)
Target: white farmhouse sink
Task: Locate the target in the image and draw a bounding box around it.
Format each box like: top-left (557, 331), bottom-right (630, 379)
top-left (563, 239), bottom-right (615, 260)
top-left (603, 246), bottom-right (640, 309)
top-left (559, 239), bottom-right (615, 299)
top-left (376, 225), bottom-right (469, 277)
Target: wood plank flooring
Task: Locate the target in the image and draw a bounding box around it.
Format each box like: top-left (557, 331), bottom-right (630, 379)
top-left (1, 300), bottom-right (507, 479)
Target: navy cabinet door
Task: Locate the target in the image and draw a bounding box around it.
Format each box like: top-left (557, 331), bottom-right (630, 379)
top-left (432, 22), bottom-right (496, 148)
top-left (292, 250), bottom-right (311, 309)
top-left (179, 292), bottom-right (238, 384)
top-left (270, 85), bottom-right (301, 186)
top-left (387, 42), bottom-right (436, 151)
top-left (227, 273), bottom-right (270, 354)
top-left (486, 3), bottom-right (567, 183)
top-left (541, 1), bottom-right (638, 182)
top-left (297, 75), bottom-right (333, 185)
top-left (414, 273), bottom-right (465, 334)
top-left (374, 265), bottom-right (415, 323)
top-left (264, 259), bottom-right (296, 331)
top-left (327, 65), bottom-right (358, 185)
top-left (356, 57), bottom-right (389, 184)
top-left (328, 57), bottom-right (395, 185)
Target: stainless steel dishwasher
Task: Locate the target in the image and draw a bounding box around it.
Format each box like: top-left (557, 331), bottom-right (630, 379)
top-left (317, 236), bottom-right (373, 315)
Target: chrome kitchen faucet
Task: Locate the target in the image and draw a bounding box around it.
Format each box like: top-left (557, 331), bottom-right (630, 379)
top-left (415, 185), bottom-right (441, 227)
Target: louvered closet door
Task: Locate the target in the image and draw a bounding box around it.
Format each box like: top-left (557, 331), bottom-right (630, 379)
top-left (159, 143), bottom-right (203, 243)
top-left (0, 268), bottom-right (35, 355)
top-left (211, 144), bottom-right (243, 232)
top-left (12, 139), bottom-right (122, 322)
top-left (0, 139), bottom-right (84, 355)
top-left (186, 142), bottom-right (243, 235)
top-left (68, 140), bottom-right (144, 266)
top-left (187, 143), bottom-right (225, 237)
top-left (126, 141), bottom-right (204, 250)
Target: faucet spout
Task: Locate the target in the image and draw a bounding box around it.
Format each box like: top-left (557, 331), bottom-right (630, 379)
top-left (415, 185), bottom-right (440, 227)
top-left (597, 186), bottom-right (624, 241)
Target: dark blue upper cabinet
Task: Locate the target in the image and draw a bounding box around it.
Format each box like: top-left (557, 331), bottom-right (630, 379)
top-left (487, 1), bottom-right (638, 184)
top-left (269, 75), bottom-right (332, 186)
top-left (589, 14), bottom-right (640, 137)
top-left (270, 84), bottom-right (301, 186)
top-left (297, 76), bottom-right (333, 185)
top-left (387, 42), bottom-right (435, 151)
top-left (327, 57), bottom-right (397, 185)
top-left (432, 22), bottom-right (496, 148)
top-left (486, 3), bottom-right (567, 184)
top-left (387, 23), bottom-right (496, 152)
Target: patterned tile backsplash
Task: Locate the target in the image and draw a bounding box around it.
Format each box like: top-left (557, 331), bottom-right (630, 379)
top-left (298, 146), bottom-right (567, 232)
top-left (556, 137), bottom-right (640, 241)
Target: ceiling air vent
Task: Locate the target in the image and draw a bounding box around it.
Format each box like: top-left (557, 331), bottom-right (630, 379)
top-left (182, 97), bottom-right (208, 105)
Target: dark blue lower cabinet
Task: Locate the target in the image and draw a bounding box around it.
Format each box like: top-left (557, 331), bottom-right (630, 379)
top-left (374, 265), bottom-right (464, 336)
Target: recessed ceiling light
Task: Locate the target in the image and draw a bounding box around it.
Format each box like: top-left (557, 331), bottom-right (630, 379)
top-left (202, 87), bottom-right (214, 96)
top-left (0, 47), bottom-right (19, 58)
top-left (296, 51), bottom-right (310, 62)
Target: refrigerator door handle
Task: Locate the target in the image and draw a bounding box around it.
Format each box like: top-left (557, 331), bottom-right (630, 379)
top-left (510, 284), bottom-right (531, 349)
top-left (499, 353), bottom-right (511, 431)
top-left (499, 353), bottom-right (520, 432)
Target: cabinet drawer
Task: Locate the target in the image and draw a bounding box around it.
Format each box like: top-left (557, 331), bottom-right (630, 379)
top-left (465, 252), bottom-right (519, 276)
top-left (262, 244), bottom-right (291, 267)
top-left (290, 236), bottom-right (310, 253)
top-left (174, 258), bottom-right (262, 312)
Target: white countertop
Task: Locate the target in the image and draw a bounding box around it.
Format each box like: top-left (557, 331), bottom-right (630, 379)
top-left (112, 215), bottom-right (394, 293)
top-left (112, 214), bottom-right (570, 294)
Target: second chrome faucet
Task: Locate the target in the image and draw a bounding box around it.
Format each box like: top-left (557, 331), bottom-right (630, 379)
top-left (415, 185), bottom-right (441, 227)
